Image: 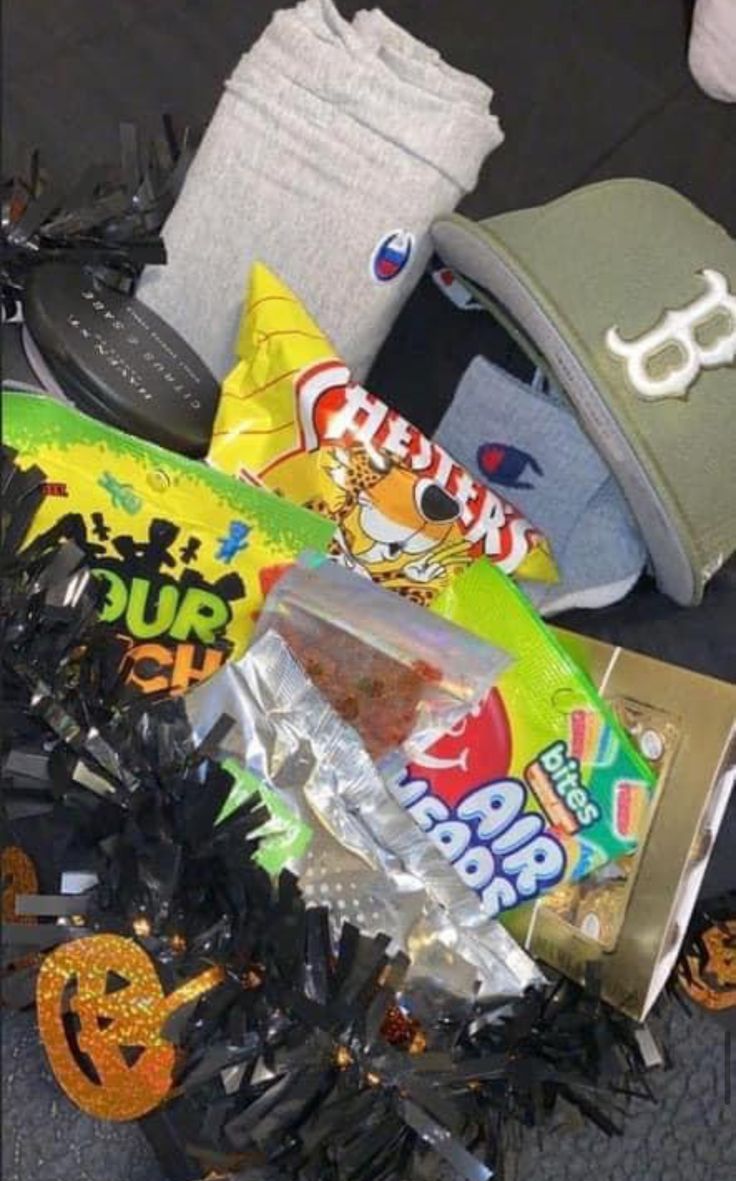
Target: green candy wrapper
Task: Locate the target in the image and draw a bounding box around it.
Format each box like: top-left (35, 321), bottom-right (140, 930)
top-left (387, 560), bottom-right (656, 920)
top-left (2, 391), bottom-right (334, 697)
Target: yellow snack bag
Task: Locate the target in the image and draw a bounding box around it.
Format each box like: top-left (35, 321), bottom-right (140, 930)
top-left (3, 391), bottom-right (334, 698)
top-left (209, 265), bottom-right (557, 605)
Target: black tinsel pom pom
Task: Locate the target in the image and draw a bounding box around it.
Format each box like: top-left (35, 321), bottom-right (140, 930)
top-left (1, 447), bottom-right (663, 1181)
top-left (2, 116), bottom-right (197, 318)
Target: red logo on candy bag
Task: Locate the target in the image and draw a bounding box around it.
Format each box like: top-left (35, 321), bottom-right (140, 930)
top-left (258, 563), bottom-right (292, 599)
top-left (407, 689), bottom-right (512, 807)
top-left (394, 688), bottom-right (567, 918)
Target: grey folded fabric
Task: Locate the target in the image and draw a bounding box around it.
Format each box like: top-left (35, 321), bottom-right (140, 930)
top-left (139, 0), bottom-right (503, 380)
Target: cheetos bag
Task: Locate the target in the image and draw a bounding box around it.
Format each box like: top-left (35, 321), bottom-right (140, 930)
top-left (208, 264), bottom-right (557, 608)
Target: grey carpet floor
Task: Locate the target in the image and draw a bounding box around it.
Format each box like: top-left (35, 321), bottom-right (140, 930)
top-left (3, 1002), bottom-right (733, 1181)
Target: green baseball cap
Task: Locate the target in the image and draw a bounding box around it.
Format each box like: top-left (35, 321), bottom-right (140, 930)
top-left (433, 180), bottom-right (736, 605)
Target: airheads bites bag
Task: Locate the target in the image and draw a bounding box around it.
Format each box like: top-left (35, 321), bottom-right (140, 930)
top-left (208, 264), bottom-right (557, 605)
top-left (2, 391), bottom-right (334, 698)
top-left (386, 560), bottom-right (656, 920)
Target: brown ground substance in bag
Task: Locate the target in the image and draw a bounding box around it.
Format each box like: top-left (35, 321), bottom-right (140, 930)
top-left (274, 617), bottom-right (440, 761)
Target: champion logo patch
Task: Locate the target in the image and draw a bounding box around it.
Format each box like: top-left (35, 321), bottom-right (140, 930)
top-left (370, 230), bottom-right (414, 283)
top-left (477, 442), bottom-right (543, 491)
top-left (432, 266), bottom-right (483, 311)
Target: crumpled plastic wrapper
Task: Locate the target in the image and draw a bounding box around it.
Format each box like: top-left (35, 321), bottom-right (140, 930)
top-left (252, 555), bottom-right (511, 762)
top-left (187, 630), bottom-right (542, 1003)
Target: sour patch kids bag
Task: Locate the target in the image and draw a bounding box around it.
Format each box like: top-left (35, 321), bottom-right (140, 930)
top-left (3, 392), bottom-right (334, 697)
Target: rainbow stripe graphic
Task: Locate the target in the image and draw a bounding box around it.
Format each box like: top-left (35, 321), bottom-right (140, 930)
top-left (569, 709), bottom-right (619, 768)
top-left (614, 780), bottom-right (647, 839)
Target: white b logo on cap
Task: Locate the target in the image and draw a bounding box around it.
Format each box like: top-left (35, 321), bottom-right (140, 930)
top-left (605, 269), bottom-right (736, 400)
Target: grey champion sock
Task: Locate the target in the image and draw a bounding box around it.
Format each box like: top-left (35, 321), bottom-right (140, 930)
top-left (434, 355), bottom-right (647, 615)
top-left (138, 0), bottom-right (503, 381)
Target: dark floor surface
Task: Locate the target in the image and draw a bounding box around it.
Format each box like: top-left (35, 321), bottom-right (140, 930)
top-left (2, 2), bottom-right (735, 1179)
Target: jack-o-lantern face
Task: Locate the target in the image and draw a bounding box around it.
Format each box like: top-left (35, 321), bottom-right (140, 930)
top-left (2, 845), bottom-right (39, 924)
top-left (680, 922), bottom-right (735, 1013)
top-left (2, 845), bottom-right (40, 973)
top-left (36, 934), bottom-right (223, 1120)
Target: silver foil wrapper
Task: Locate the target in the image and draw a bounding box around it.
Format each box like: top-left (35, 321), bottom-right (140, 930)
top-left (187, 631), bottom-right (542, 1002)
top-left (252, 555), bottom-right (511, 760)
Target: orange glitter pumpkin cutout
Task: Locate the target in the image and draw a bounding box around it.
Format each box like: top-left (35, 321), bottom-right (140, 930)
top-left (2, 845), bottom-right (39, 924)
top-left (2, 845), bottom-right (42, 973)
top-left (36, 934), bottom-right (223, 1120)
top-left (679, 921), bottom-right (736, 1013)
